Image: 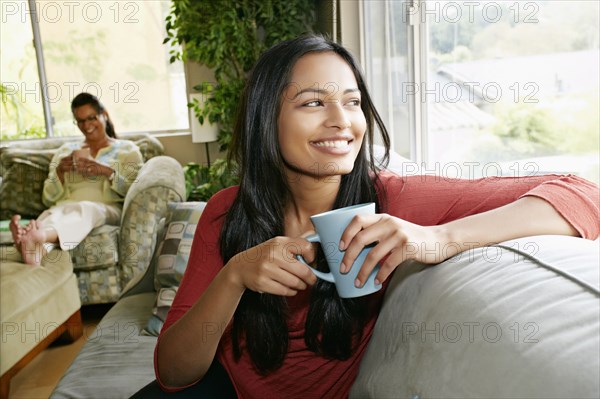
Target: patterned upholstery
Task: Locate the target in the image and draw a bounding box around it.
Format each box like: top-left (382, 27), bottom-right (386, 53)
top-left (143, 202), bottom-right (206, 336)
top-left (0, 134), bottom-right (186, 305)
top-left (0, 150), bottom-right (53, 219)
top-left (77, 266), bottom-right (121, 304)
top-left (119, 187), bottom-right (179, 289)
top-left (70, 225), bottom-right (120, 270)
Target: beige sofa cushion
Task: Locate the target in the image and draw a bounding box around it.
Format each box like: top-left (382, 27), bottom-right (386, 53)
top-left (0, 246), bottom-right (81, 375)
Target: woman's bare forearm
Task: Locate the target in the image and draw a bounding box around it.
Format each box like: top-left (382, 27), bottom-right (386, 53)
top-left (443, 196), bottom-right (579, 257)
top-left (156, 264), bottom-right (245, 388)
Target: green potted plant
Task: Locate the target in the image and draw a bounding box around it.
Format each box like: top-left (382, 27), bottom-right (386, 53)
top-left (164, 0), bottom-right (317, 201)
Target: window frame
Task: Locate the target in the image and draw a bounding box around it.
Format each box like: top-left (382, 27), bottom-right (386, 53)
top-left (9, 0), bottom-right (188, 140)
top-left (28, 0), bottom-right (54, 136)
top-left (357, 0), bottom-right (426, 162)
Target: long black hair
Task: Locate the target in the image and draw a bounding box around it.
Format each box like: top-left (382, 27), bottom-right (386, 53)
top-left (220, 34), bottom-right (391, 374)
top-left (71, 92), bottom-right (117, 138)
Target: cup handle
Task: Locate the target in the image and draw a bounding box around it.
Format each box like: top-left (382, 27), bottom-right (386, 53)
top-left (296, 234), bottom-right (335, 283)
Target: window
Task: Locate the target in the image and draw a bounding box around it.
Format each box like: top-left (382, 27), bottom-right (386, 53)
top-left (363, 0), bottom-right (599, 183)
top-left (1, 3), bottom-right (45, 139)
top-left (1, 1), bottom-right (188, 140)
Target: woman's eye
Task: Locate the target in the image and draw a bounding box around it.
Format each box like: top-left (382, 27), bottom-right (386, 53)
top-left (304, 100), bottom-right (322, 107)
top-left (348, 99), bottom-right (361, 106)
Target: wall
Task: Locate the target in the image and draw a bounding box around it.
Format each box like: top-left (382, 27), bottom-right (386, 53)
top-left (156, 133), bottom-right (222, 166)
top-left (156, 60), bottom-right (225, 166)
top-left (338, 0), bottom-right (361, 59)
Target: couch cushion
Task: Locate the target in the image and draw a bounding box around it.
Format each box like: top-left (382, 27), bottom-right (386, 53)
top-left (75, 267), bottom-right (122, 305)
top-left (118, 156), bottom-right (186, 291)
top-left (0, 150), bottom-right (54, 219)
top-left (70, 225), bottom-right (119, 271)
top-left (350, 235), bottom-right (600, 398)
top-left (50, 292), bottom-right (157, 399)
top-left (143, 202), bottom-right (206, 336)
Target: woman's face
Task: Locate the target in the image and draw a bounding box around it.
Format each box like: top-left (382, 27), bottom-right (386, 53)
top-left (277, 52), bottom-right (367, 179)
top-left (73, 104), bottom-right (108, 141)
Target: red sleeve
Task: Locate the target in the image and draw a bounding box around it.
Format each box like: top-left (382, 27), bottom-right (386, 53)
top-left (154, 186), bottom-right (238, 392)
top-left (379, 172), bottom-right (599, 239)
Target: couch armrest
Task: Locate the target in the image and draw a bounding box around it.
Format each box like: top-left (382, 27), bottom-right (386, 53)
top-left (119, 156), bottom-right (186, 290)
top-left (120, 250), bottom-right (158, 299)
top-left (351, 235), bottom-right (600, 398)
top-left (122, 156), bottom-right (186, 216)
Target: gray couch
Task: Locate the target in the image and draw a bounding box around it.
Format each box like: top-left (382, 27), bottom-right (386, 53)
top-left (51, 234), bottom-right (599, 398)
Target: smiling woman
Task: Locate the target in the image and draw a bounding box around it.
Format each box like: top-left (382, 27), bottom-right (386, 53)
top-left (126, 34), bottom-right (600, 399)
top-left (9, 92), bottom-right (144, 266)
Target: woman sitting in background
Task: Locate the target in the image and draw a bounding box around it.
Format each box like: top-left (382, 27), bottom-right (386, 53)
top-left (9, 92), bottom-right (144, 266)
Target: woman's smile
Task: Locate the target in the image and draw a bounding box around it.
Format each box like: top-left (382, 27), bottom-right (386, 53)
top-left (310, 136), bottom-right (354, 154)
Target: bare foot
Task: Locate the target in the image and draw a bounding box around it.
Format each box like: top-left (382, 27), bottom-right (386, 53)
top-left (20, 220), bottom-right (49, 266)
top-left (9, 215), bottom-right (26, 248)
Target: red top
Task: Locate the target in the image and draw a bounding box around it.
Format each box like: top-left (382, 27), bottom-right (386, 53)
top-left (155, 173), bottom-right (599, 398)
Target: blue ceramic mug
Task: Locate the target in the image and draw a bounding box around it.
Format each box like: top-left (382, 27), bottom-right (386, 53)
top-left (297, 203), bottom-right (382, 298)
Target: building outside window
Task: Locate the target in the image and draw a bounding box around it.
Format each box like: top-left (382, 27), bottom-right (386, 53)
top-left (363, 0), bottom-right (599, 183)
top-left (1, 0), bottom-right (188, 140)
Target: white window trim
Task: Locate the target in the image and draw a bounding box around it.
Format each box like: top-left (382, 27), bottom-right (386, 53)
top-left (408, 0), bottom-right (429, 164)
top-left (28, 0), bottom-right (54, 137)
top-left (354, 0), bottom-right (442, 164)
top-left (353, 0), bottom-right (430, 163)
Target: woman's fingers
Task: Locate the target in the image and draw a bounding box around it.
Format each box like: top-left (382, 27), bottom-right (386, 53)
top-left (250, 268), bottom-right (302, 296)
top-left (73, 158), bottom-right (103, 177)
top-left (286, 238), bottom-right (318, 284)
top-left (339, 214), bottom-right (380, 251)
top-left (246, 263), bottom-right (308, 295)
top-left (260, 282), bottom-right (298, 297)
top-left (268, 267), bottom-right (308, 291)
top-left (374, 248), bottom-right (411, 285)
top-left (234, 237), bottom-right (318, 296)
top-left (340, 214), bottom-right (420, 287)
top-left (340, 215), bottom-right (390, 273)
top-left (354, 235), bottom-right (405, 286)
top-left (59, 157), bottom-right (74, 172)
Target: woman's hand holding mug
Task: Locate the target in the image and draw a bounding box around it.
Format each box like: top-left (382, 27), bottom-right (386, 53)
top-left (296, 203), bottom-right (452, 298)
top-left (225, 236), bottom-right (318, 297)
top-left (296, 203), bottom-right (384, 298)
top-left (339, 213), bottom-right (449, 289)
